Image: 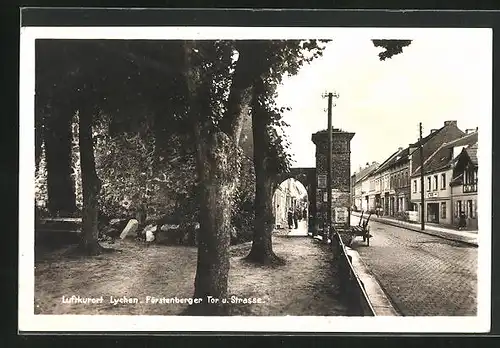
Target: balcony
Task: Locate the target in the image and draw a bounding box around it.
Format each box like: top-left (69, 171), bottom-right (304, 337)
top-left (463, 183), bottom-right (477, 193)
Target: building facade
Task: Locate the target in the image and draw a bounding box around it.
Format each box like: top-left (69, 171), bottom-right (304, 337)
top-left (272, 178), bottom-right (304, 229)
top-left (365, 148), bottom-right (404, 214)
top-left (357, 120), bottom-right (467, 219)
top-left (450, 141), bottom-right (478, 229)
top-left (312, 128), bottom-right (355, 230)
top-left (410, 130), bottom-right (478, 228)
top-left (351, 162), bottom-right (379, 212)
top-left (410, 167), bottom-right (454, 225)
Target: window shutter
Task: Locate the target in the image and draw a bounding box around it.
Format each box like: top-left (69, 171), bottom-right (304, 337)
top-left (473, 200), bottom-right (477, 219)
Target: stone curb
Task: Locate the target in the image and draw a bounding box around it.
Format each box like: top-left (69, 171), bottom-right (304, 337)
top-left (345, 247), bottom-right (400, 316)
top-left (352, 212), bottom-right (478, 247)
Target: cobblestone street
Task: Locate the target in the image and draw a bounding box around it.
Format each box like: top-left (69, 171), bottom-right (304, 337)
top-left (349, 220), bottom-right (477, 316)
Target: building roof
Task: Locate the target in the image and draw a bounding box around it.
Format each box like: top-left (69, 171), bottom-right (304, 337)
top-left (408, 125), bottom-right (444, 149)
top-left (411, 131), bottom-right (478, 177)
top-left (449, 172), bottom-right (463, 186)
top-left (369, 125), bottom-right (449, 177)
top-left (393, 147), bottom-right (410, 166)
top-left (450, 141), bottom-right (478, 169)
top-left (372, 147), bottom-right (408, 175)
top-left (466, 142), bottom-right (478, 165)
top-left (353, 163), bottom-right (379, 184)
top-left (361, 121), bottom-right (464, 180)
top-left (311, 128), bottom-right (355, 145)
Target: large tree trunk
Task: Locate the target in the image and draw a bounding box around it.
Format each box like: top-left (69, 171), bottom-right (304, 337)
top-left (190, 132), bottom-right (237, 315)
top-left (246, 83), bottom-right (283, 265)
top-left (182, 41), bottom-right (259, 315)
top-left (182, 41), bottom-right (251, 315)
top-left (35, 105), bottom-right (45, 173)
top-left (78, 106), bottom-right (103, 255)
top-left (44, 104), bottom-right (77, 216)
top-left (246, 174), bottom-right (281, 264)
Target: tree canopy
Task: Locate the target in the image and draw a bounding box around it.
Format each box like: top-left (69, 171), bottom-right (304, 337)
top-left (372, 39), bottom-right (412, 60)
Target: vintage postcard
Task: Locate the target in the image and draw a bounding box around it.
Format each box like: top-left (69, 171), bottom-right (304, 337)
top-left (19, 24), bottom-right (492, 333)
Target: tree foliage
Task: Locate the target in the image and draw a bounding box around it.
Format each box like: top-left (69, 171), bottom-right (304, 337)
top-left (372, 39), bottom-right (412, 61)
top-left (245, 40), bottom-right (330, 264)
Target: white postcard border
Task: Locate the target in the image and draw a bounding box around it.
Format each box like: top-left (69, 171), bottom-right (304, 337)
top-left (19, 26), bottom-right (492, 333)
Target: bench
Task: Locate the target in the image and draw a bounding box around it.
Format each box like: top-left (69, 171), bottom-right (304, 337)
top-left (37, 218), bottom-right (82, 233)
top-left (350, 211), bottom-right (372, 246)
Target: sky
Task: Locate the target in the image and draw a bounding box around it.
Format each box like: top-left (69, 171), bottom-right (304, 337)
top-left (278, 178), bottom-right (307, 198)
top-left (275, 29), bottom-right (491, 174)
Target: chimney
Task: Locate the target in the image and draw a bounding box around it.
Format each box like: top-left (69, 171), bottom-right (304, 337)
top-left (444, 120), bottom-right (457, 126)
top-left (372, 161), bottom-right (376, 165)
top-left (398, 147), bottom-right (403, 151)
top-left (366, 162), bottom-right (369, 167)
top-left (465, 128), bottom-right (476, 134)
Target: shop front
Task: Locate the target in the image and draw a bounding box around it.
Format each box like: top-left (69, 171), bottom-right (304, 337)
top-left (427, 202), bottom-right (440, 223)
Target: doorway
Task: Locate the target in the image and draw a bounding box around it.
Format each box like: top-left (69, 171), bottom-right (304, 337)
top-left (427, 203), bottom-right (439, 223)
top-left (273, 178), bottom-right (309, 231)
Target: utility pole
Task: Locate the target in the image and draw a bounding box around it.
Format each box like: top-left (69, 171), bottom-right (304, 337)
top-left (419, 122), bottom-right (425, 230)
top-left (326, 93), bottom-right (333, 243)
top-left (322, 91), bottom-right (339, 243)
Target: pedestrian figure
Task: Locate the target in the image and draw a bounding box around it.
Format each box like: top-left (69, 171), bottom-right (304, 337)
top-left (287, 208), bottom-right (294, 229)
top-left (293, 209), bottom-right (299, 229)
top-left (458, 211), bottom-right (467, 230)
top-left (303, 208), bottom-right (307, 221)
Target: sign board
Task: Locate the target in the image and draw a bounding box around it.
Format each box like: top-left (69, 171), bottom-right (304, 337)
top-left (408, 211), bottom-right (419, 222)
top-left (332, 191), bottom-right (350, 207)
top-left (334, 207), bottom-right (348, 224)
top-left (318, 175), bottom-right (327, 189)
top-left (427, 192), bottom-right (438, 198)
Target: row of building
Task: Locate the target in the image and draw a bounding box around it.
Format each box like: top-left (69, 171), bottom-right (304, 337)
top-left (351, 120), bottom-right (478, 230)
top-left (273, 178), bottom-right (308, 229)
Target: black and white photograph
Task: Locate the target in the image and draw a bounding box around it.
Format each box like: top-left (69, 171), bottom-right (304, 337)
top-left (19, 24), bottom-right (491, 333)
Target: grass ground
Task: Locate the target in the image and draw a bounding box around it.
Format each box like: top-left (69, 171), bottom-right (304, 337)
top-left (34, 234), bottom-right (350, 316)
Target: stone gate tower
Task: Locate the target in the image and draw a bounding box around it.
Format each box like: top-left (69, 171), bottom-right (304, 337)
top-left (312, 128), bottom-right (355, 231)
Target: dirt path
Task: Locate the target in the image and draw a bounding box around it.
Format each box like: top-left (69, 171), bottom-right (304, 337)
top-left (35, 234), bottom-right (350, 316)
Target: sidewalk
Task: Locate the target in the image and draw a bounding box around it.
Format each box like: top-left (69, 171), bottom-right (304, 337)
top-left (351, 212), bottom-right (478, 246)
top-left (282, 220), bottom-right (309, 237)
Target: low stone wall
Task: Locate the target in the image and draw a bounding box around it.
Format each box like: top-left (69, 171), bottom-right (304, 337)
top-left (332, 233), bottom-right (375, 316)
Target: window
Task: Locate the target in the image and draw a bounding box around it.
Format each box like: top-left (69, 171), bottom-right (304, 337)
top-left (427, 177), bottom-right (431, 191)
top-left (413, 180), bottom-right (417, 193)
top-left (441, 173), bottom-right (446, 190)
top-left (433, 175), bottom-right (438, 191)
top-left (441, 202), bottom-right (446, 219)
top-left (457, 200), bottom-right (462, 216)
top-left (467, 200), bottom-right (474, 218)
top-left (465, 168), bottom-right (478, 185)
